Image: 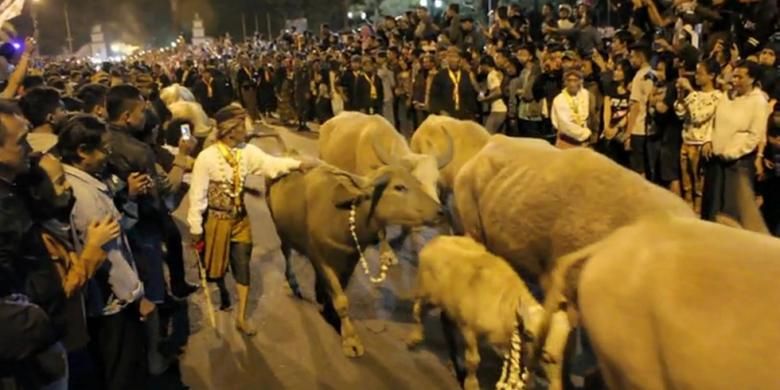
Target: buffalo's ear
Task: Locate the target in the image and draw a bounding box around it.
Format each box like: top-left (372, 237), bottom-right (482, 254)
top-left (367, 169), bottom-right (392, 189)
top-left (331, 172), bottom-right (368, 208)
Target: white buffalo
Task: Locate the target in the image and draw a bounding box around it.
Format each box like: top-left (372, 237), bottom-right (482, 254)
top-left (319, 112), bottom-right (453, 203)
top-left (319, 111), bottom-right (453, 263)
top-left (532, 216), bottom-right (780, 390)
top-left (408, 235), bottom-right (571, 390)
top-left (454, 135), bottom-right (695, 289)
top-left (410, 114), bottom-right (490, 193)
top-left (167, 100), bottom-right (214, 139)
top-left (159, 83), bottom-right (196, 106)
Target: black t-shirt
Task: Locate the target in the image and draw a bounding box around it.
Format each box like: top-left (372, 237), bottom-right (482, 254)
top-left (608, 88), bottom-right (631, 128)
top-left (648, 82), bottom-right (682, 142)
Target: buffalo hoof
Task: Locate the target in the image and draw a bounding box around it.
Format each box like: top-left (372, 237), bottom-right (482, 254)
top-left (464, 376), bottom-right (480, 390)
top-left (341, 335), bottom-right (365, 357)
top-left (405, 329), bottom-right (424, 349)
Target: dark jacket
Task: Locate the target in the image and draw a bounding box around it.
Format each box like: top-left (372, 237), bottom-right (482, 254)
top-left (429, 68), bottom-right (479, 120)
top-left (354, 72), bottom-right (384, 115)
top-left (107, 125), bottom-right (163, 223)
top-left (193, 78), bottom-right (219, 116)
top-left (0, 296), bottom-right (56, 362)
top-left (0, 181), bottom-right (31, 297)
top-left (532, 70), bottom-right (563, 112)
top-left (0, 183), bottom-right (64, 332)
top-left (339, 70), bottom-right (361, 111)
top-left (257, 67), bottom-right (278, 111)
top-left (457, 29), bottom-right (485, 53)
top-left (0, 295), bottom-right (61, 388)
top-left (293, 68), bottom-right (311, 108)
top-left (175, 68), bottom-right (198, 88)
top-left (236, 67), bottom-right (258, 90)
top-left (0, 182), bottom-right (67, 388)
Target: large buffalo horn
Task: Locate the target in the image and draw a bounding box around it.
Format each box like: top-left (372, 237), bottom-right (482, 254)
top-left (435, 127), bottom-right (455, 169)
top-left (372, 135), bottom-right (397, 166)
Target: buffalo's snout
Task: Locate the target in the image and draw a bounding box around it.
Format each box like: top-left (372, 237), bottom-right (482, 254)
top-left (424, 207), bottom-right (447, 225)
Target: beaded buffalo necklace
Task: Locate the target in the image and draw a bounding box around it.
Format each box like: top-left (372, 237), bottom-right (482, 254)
top-left (496, 316), bottom-right (530, 390)
top-left (349, 201), bottom-right (391, 284)
top-left (216, 142), bottom-right (245, 209)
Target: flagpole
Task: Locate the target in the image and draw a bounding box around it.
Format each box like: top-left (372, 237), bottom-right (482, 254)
top-left (31, 0), bottom-right (39, 56)
top-left (266, 13), bottom-right (272, 40)
top-left (241, 13), bottom-right (247, 42)
top-left (64, 1), bottom-right (73, 54)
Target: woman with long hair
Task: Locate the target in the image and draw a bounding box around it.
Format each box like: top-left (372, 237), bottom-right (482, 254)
top-left (599, 59), bottom-right (634, 165)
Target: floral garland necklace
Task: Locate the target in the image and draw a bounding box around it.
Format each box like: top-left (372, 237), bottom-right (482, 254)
top-left (216, 142), bottom-right (245, 209)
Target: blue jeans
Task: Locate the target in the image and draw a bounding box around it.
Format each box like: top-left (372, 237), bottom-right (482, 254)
top-left (127, 225), bottom-right (165, 303)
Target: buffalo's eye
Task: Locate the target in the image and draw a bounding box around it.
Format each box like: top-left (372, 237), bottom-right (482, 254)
top-left (394, 184), bottom-right (408, 193)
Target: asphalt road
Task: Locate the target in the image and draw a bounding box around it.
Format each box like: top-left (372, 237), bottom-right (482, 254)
top-left (171, 124), bottom-right (503, 390)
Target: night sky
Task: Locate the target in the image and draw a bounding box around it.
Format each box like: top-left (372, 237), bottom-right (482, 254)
top-left (13, 0), bottom-right (342, 55)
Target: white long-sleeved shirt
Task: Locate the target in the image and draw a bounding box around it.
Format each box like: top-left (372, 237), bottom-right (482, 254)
top-left (675, 89), bottom-right (722, 145)
top-left (188, 143), bottom-right (302, 235)
top-left (712, 88), bottom-right (768, 160)
top-left (551, 88), bottom-right (591, 142)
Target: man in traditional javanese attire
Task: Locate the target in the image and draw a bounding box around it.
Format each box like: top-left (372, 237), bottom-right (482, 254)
top-left (187, 105), bottom-right (309, 335)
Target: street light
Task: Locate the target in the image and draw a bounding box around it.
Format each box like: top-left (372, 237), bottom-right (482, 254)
top-left (360, 12), bottom-right (366, 19)
top-left (31, 0), bottom-right (40, 56)
top-left (434, 0), bottom-right (443, 8)
top-left (347, 11), bottom-right (353, 19)
top-left (419, 0), bottom-right (427, 7)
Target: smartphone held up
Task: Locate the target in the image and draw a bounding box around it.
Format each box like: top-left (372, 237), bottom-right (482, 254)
top-left (180, 124), bottom-right (192, 141)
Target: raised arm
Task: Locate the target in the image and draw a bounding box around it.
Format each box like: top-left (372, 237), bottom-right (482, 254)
top-left (0, 38), bottom-right (35, 99)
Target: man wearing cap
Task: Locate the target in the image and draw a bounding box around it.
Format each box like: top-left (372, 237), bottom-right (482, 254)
top-left (188, 106), bottom-right (312, 335)
top-left (552, 68), bottom-right (592, 148)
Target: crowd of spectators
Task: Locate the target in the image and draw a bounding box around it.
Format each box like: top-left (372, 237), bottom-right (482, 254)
top-left (0, 0), bottom-right (778, 389)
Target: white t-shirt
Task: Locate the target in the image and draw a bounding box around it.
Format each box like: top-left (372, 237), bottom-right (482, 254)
top-left (630, 65), bottom-right (653, 135)
top-left (488, 69), bottom-right (507, 113)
